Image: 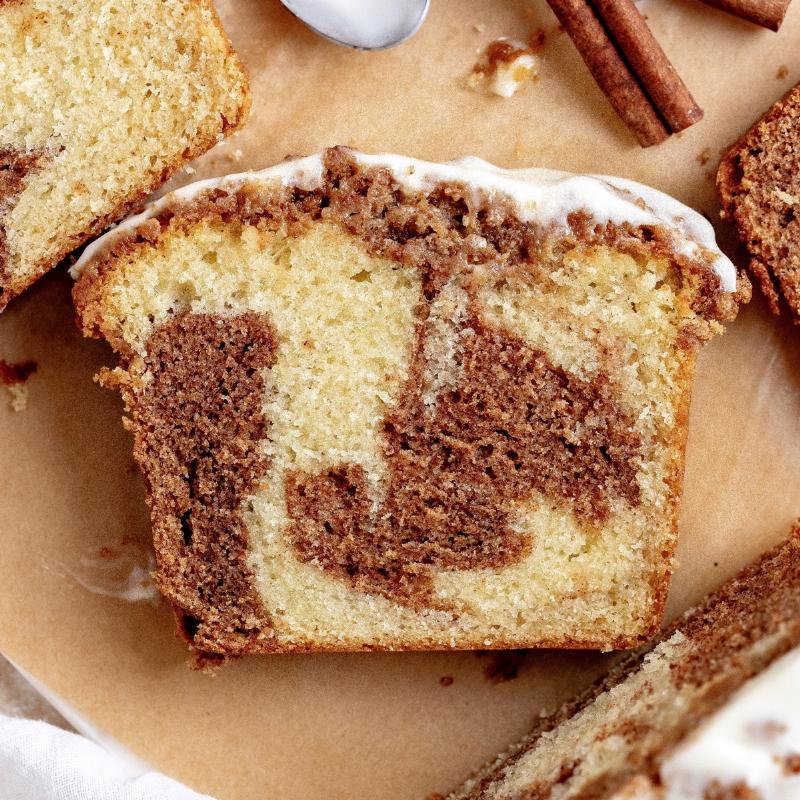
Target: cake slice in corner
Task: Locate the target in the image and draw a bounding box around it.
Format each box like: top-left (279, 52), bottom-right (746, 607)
top-left (0, 0), bottom-right (249, 309)
top-left (447, 523), bottom-right (800, 800)
top-left (71, 147), bottom-right (748, 657)
top-left (717, 82), bottom-right (800, 323)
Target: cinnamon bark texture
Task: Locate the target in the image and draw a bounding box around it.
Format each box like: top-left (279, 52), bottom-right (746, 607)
top-left (697, 0), bottom-right (791, 30)
top-left (591, 0), bottom-right (703, 132)
top-left (545, 0), bottom-right (670, 146)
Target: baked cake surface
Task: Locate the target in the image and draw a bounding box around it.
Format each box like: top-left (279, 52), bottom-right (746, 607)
top-left (72, 147), bottom-right (747, 656)
top-left (717, 82), bottom-right (800, 322)
top-left (0, 0), bottom-right (249, 308)
top-left (448, 525), bottom-right (800, 800)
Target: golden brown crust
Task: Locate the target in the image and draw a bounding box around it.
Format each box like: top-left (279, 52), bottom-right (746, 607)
top-left (717, 82), bottom-right (800, 322)
top-left (638, 345), bottom-right (696, 648)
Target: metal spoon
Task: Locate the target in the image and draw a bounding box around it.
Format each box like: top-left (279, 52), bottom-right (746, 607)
top-left (280, 0), bottom-right (431, 50)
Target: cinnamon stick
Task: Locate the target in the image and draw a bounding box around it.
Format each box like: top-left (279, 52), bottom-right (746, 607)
top-left (591, 0), bottom-right (703, 132)
top-left (696, 0), bottom-right (791, 31)
top-left (545, 0), bottom-right (669, 146)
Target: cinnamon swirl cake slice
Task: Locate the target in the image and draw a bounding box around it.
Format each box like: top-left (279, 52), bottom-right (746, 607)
top-left (449, 525), bottom-right (800, 800)
top-left (0, 0), bottom-right (249, 308)
top-left (71, 147), bottom-right (748, 656)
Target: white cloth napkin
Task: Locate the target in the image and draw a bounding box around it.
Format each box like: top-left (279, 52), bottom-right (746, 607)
top-left (0, 714), bottom-right (215, 800)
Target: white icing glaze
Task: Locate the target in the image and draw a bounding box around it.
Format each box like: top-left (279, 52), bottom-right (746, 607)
top-left (71, 150), bottom-right (736, 292)
top-left (71, 155), bottom-right (323, 279)
top-left (358, 152), bottom-right (737, 292)
top-left (659, 646), bottom-right (800, 799)
top-left (487, 52), bottom-right (538, 98)
top-left (281, 0), bottom-right (429, 50)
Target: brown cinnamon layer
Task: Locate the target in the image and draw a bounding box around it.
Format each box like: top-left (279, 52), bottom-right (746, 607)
top-left (704, 782), bottom-right (762, 800)
top-left (717, 83), bottom-right (800, 323)
top-left (134, 313), bottom-right (277, 653)
top-left (286, 307), bottom-right (642, 605)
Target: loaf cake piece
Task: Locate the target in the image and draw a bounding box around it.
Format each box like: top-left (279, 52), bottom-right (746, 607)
top-left (449, 524), bottom-right (800, 800)
top-left (72, 147), bottom-right (747, 656)
top-left (717, 82), bottom-right (800, 323)
top-left (0, 0), bottom-right (249, 309)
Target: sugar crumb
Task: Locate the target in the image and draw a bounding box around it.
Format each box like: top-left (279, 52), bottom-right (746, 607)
top-left (468, 38), bottom-right (540, 98)
top-left (774, 188), bottom-right (798, 205)
top-left (1, 359), bottom-right (37, 411)
top-left (473, 22), bottom-right (486, 33)
top-left (7, 384), bottom-right (29, 412)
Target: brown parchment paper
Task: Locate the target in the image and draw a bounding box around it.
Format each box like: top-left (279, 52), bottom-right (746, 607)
top-left (1, 1), bottom-right (800, 798)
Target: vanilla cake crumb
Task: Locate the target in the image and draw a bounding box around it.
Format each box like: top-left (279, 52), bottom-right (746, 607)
top-left (0, 0), bottom-right (249, 308)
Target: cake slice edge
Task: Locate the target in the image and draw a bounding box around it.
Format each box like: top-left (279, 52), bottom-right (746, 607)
top-left (448, 522), bottom-right (800, 800)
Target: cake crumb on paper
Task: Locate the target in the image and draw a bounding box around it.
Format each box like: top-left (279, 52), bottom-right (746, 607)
top-left (530, 29), bottom-right (547, 50)
top-left (1, 358), bottom-right (37, 412)
top-left (480, 650), bottom-right (527, 684)
top-left (777, 64), bottom-right (789, 80)
top-left (468, 38), bottom-right (540, 98)
top-left (7, 384), bottom-right (29, 412)
top-left (697, 147), bottom-right (712, 166)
